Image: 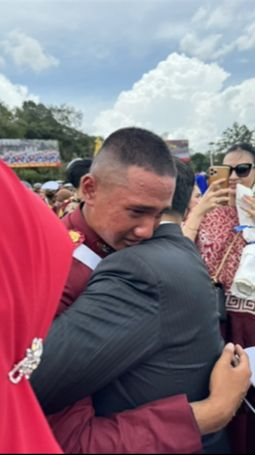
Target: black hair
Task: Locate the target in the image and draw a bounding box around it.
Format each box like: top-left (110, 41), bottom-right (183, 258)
top-left (93, 127), bottom-right (176, 177)
top-left (66, 158), bottom-right (92, 188)
top-left (225, 143), bottom-right (255, 162)
top-left (164, 158), bottom-right (195, 217)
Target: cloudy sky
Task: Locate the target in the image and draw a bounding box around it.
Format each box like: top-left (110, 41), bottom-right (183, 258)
top-left (0, 0), bottom-right (255, 153)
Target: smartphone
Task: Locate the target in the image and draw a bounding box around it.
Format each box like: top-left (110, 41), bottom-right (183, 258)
top-left (207, 166), bottom-right (230, 188)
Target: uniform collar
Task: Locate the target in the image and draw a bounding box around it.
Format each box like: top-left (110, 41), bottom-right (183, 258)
top-left (63, 204), bottom-right (113, 257)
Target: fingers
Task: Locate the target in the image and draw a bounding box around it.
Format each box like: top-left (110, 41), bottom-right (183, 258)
top-left (235, 345), bottom-right (251, 372)
top-left (224, 342), bottom-right (235, 353)
top-left (219, 343), bottom-right (250, 374)
top-left (242, 206), bottom-right (255, 219)
top-left (220, 342), bottom-right (235, 364)
top-left (241, 196), bottom-right (255, 220)
top-left (205, 185), bottom-right (230, 199)
top-left (235, 344), bottom-right (245, 357)
top-left (243, 195), bottom-right (255, 203)
top-left (214, 196), bottom-right (230, 206)
top-left (209, 178), bottom-right (227, 189)
top-left (204, 185), bottom-right (231, 207)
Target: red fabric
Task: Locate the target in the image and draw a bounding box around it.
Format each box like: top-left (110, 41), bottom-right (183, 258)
top-left (196, 206), bottom-right (255, 346)
top-left (49, 395), bottom-right (201, 454)
top-left (0, 162), bottom-right (73, 453)
top-left (196, 206), bottom-right (245, 293)
top-left (56, 207), bottom-right (108, 316)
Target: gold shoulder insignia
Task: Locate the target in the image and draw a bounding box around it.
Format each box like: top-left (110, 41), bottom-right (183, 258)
top-left (69, 230), bottom-right (84, 246)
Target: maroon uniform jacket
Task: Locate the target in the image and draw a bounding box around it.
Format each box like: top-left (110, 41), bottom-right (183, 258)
top-left (56, 205), bottom-right (110, 316)
top-left (50, 205), bottom-right (202, 453)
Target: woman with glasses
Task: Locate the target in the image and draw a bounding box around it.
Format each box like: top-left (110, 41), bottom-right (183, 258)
top-left (184, 142), bottom-right (255, 454)
top-left (195, 143), bottom-right (255, 342)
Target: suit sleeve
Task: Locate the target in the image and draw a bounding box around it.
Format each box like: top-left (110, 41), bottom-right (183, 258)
top-left (49, 395), bottom-right (202, 454)
top-left (31, 250), bottom-right (162, 414)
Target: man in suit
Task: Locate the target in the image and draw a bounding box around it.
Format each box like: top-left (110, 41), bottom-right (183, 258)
top-left (31, 131), bottom-right (250, 453)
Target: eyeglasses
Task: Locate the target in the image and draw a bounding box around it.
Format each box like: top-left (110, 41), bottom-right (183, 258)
top-left (226, 163), bottom-right (255, 178)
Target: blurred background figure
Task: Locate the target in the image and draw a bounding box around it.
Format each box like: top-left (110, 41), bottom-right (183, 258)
top-left (33, 182), bottom-right (42, 194)
top-left (57, 158), bottom-right (92, 217)
top-left (195, 172), bottom-right (208, 195)
top-left (41, 181), bottom-right (60, 209)
top-left (66, 158), bottom-right (92, 200)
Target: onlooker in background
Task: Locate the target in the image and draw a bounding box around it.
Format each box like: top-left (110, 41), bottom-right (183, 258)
top-left (188, 143), bottom-right (255, 453)
top-left (195, 143), bottom-right (255, 345)
top-left (58, 158), bottom-right (92, 217)
top-left (54, 188), bottom-right (74, 217)
top-left (33, 182), bottom-right (42, 194)
top-left (40, 181), bottom-right (60, 209)
top-left (195, 172), bottom-right (208, 195)
top-left (66, 158), bottom-right (92, 199)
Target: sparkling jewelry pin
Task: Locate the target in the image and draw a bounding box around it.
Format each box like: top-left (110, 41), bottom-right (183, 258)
top-left (9, 338), bottom-right (43, 384)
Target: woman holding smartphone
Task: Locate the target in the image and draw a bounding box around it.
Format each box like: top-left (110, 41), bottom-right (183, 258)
top-left (184, 142), bottom-right (255, 454)
top-left (195, 143), bottom-right (255, 341)
top-left (185, 143), bottom-right (255, 340)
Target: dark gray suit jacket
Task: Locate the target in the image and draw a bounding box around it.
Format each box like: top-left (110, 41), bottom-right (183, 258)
top-left (32, 224), bottom-right (223, 417)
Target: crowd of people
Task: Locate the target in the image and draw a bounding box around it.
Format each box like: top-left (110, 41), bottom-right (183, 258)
top-left (1, 127), bottom-right (255, 454)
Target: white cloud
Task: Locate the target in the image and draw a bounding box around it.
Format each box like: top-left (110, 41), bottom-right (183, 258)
top-left (180, 17), bottom-right (255, 61)
top-left (2, 31), bottom-right (59, 72)
top-left (180, 32), bottom-right (222, 60)
top-left (204, 5), bottom-right (233, 29)
top-left (93, 53), bottom-right (255, 154)
top-left (187, 1), bottom-right (255, 60)
top-left (191, 1), bottom-right (246, 30)
top-left (211, 20), bottom-right (255, 59)
top-left (236, 21), bottom-right (255, 50)
top-left (191, 6), bottom-right (208, 24)
top-left (0, 73), bottom-right (39, 108)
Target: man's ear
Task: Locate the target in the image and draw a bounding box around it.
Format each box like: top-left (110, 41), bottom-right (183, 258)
top-left (80, 174), bottom-right (97, 205)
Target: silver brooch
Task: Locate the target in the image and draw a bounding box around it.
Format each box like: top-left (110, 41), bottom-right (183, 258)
top-left (8, 338), bottom-right (43, 384)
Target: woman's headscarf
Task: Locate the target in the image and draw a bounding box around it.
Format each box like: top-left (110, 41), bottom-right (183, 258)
top-left (0, 162), bottom-right (73, 453)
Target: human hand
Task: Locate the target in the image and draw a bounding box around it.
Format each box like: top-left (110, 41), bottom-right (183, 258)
top-left (183, 180), bottom-right (233, 240)
top-left (209, 343), bottom-right (251, 422)
top-left (241, 195), bottom-right (255, 223)
top-left (193, 180), bottom-right (231, 217)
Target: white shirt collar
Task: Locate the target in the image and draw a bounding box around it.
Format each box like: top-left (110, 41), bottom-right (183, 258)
top-left (159, 220), bottom-right (176, 225)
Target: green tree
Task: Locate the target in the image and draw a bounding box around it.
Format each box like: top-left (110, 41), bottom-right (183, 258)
top-left (0, 103), bottom-right (27, 138)
top-left (51, 104), bottom-right (83, 130)
top-left (209, 122), bottom-right (255, 156)
top-left (190, 152), bottom-right (210, 173)
top-left (0, 101), bottom-right (97, 181)
top-left (14, 101), bottom-right (95, 162)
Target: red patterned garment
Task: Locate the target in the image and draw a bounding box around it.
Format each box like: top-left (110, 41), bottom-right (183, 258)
top-left (196, 205), bottom-right (255, 345)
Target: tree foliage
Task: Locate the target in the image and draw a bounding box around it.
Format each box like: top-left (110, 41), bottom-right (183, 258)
top-left (0, 101), bottom-right (96, 163)
top-left (209, 122), bottom-right (255, 156)
top-left (191, 122), bottom-right (255, 171)
top-left (190, 152), bottom-right (210, 173)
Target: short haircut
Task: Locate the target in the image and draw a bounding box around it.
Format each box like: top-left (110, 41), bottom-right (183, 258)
top-left (91, 127), bottom-right (176, 178)
top-left (66, 158), bottom-right (92, 188)
top-left (225, 143), bottom-right (255, 162)
top-left (164, 158), bottom-right (195, 217)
